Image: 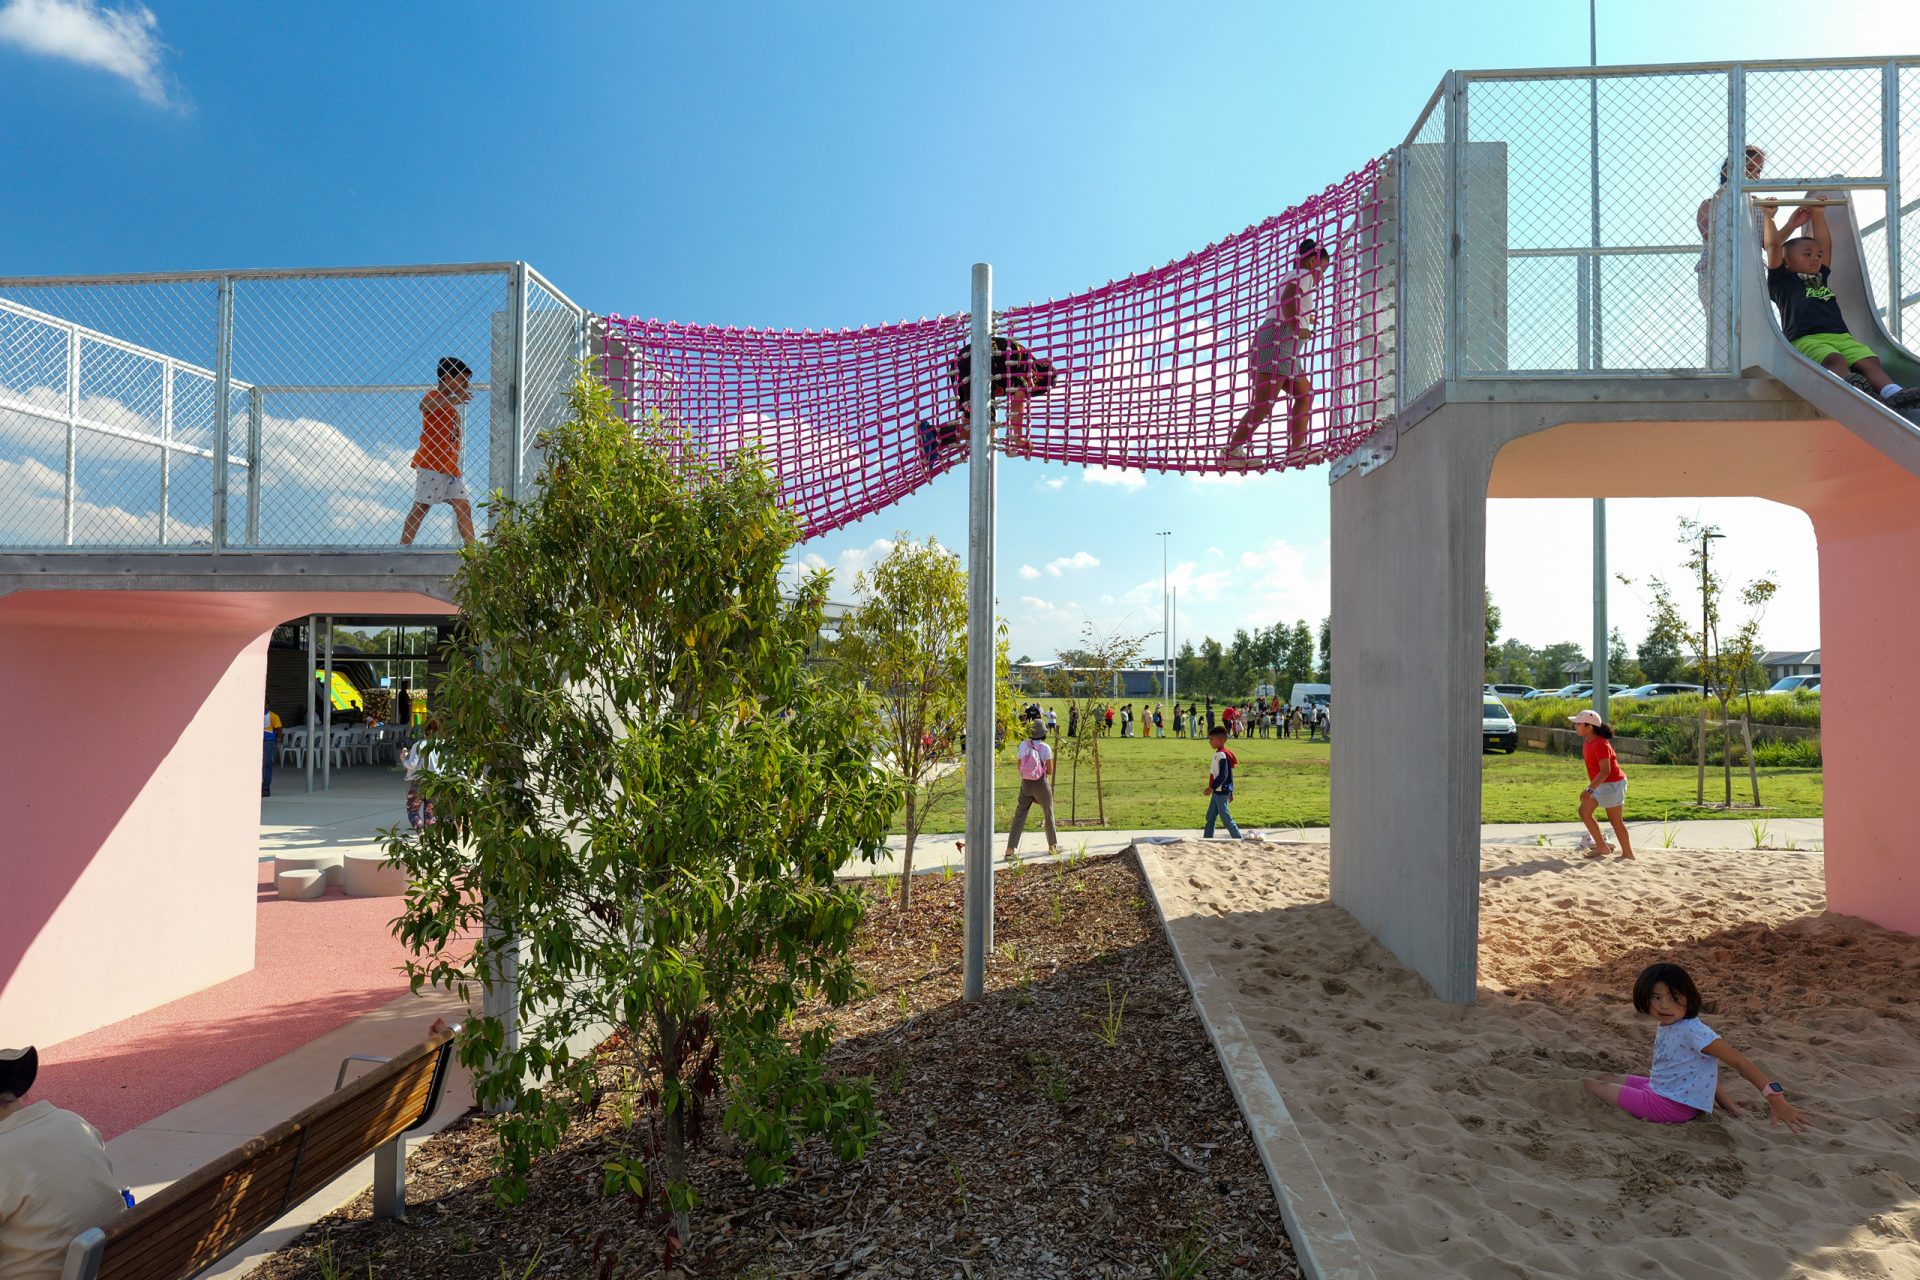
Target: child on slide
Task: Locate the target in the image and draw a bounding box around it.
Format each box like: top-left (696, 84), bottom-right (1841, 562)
top-left (1222, 237), bottom-right (1333, 469)
top-left (1569, 709), bottom-right (1633, 860)
top-left (918, 334), bottom-right (1056, 472)
top-left (1762, 199), bottom-right (1920, 410)
top-left (1584, 962), bottom-right (1813, 1132)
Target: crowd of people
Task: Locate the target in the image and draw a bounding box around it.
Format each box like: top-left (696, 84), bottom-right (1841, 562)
top-left (1033, 696), bottom-right (1329, 743)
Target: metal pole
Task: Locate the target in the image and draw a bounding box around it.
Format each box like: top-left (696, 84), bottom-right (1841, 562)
top-left (212, 275), bottom-right (233, 550)
top-left (1157, 531), bottom-right (1171, 702)
top-left (1588, 2), bottom-right (1609, 724)
top-left (305, 615), bottom-right (316, 793)
top-left (159, 362), bottom-right (173, 545)
top-left (963, 262), bottom-right (995, 1004)
top-left (1883, 61), bottom-right (1903, 341)
top-left (508, 263), bottom-right (530, 509)
top-left (63, 328), bottom-right (78, 546)
top-left (1171, 585), bottom-right (1178, 704)
top-left (1729, 67), bottom-right (1748, 371)
top-left (246, 386), bottom-right (262, 546)
top-left (323, 616), bottom-right (334, 792)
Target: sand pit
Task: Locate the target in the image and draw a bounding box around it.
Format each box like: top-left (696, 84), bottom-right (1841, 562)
top-left (1142, 839), bottom-right (1920, 1279)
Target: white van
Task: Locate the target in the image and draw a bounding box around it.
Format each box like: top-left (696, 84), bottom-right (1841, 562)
top-left (1482, 696), bottom-right (1518, 753)
top-left (1289, 682), bottom-right (1331, 708)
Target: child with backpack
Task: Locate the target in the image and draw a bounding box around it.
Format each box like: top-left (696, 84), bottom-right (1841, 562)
top-left (1006, 721), bottom-right (1059, 862)
top-left (1201, 725), bottom-right (1242, 839)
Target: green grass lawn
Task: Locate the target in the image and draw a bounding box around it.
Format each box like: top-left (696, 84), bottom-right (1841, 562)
top-left (903, 698), bottom-right (1822, 833)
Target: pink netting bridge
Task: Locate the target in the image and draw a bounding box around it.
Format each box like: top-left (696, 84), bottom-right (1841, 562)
top-left (601, 159), bottom-right (1391, 541)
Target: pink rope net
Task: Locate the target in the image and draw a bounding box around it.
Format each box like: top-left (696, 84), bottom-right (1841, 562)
top-left (601, 159), bottom-right (1390, 541)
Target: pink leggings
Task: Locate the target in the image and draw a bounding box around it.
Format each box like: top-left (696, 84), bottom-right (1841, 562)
top-left (1617, 1075), bottom-right (1701, 1124)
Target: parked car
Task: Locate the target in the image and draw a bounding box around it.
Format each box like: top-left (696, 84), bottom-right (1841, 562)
top-left (1548, 683), bottom-right (1629, 699)
top-left (1767, 674), bottom-right (1821, 694)
top-left (1614, 683), bottom-right (1704, 701)
top-left (1522, 688), bottom-right (1565, 700)
top-left (1482, 697), bottom-right (1518, 753)
top-left (1488, 683), bottom-right (1536, 698)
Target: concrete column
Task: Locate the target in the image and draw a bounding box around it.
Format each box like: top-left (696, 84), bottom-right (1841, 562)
top-left (1805, 491), bottom-right (1920, 932)
top-left (1329, 413), bottom-right (1491, 1004)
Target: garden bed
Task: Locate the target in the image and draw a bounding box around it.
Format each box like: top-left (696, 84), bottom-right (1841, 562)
top-left (252, 853), bottom-right (1298, 1279)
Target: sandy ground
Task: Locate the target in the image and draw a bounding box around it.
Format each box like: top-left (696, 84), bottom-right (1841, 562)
top-left (1147, 840), bottom-right (1920, 1280)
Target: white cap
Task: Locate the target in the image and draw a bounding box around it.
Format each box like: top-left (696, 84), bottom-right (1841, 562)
top-left (1568, 709), bottom-right (1604, 727)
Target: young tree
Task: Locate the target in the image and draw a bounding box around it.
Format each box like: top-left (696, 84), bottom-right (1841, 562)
top-left (1607, 627), bottom-right (1643, 688)
top-left (1634, 588), bottom-right (1690, 683)
top-left (1678, 518), bottom-right (1778, 805)
top-left (1058, 622), bottom-right (1147, 825)
top-left (388, 380), bottom-right (891, 1255)
top-left (1484, 588), bottom-right (1502, 676)
top-left (1315, 616), bottom-right (1332, 682)
top-left (1284, 620), bottom-right (1315, 689)
top-left (834, 536), bottom-right (968, 909)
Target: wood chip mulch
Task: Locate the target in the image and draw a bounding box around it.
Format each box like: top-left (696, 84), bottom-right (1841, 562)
top-left (251, 851), bottom-right (1300, 1279)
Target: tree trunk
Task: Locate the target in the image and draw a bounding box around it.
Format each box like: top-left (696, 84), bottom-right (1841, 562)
top-left (1720, 695), bottom-right (1732, 807)
top-left (1695, 708), bottom-right (1705, 804)
top-left (899, 790), bottom-right (917, 910)
top-left (655, 1010), bottom-right (693, 1253)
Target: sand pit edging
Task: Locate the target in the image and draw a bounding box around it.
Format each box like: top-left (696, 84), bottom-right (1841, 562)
top-left (1133, 840), bottom-right (1377, 1280)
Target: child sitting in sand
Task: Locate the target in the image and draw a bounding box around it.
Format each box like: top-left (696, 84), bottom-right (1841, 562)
top-left (1569, 709), bottom-right (1633, 860)
top-left (1201, 724), bottom-right (1241, 839)
top-left (1584, 962), bottom-right (1812, 1132)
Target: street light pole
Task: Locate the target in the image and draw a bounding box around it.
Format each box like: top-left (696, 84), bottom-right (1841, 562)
top-left (1588, 0), bottom-right (1610, 724)
top-left (1156, 531), bottom-right (1172, 703)
top-left (1698, 529), bottom-right (1723, 804)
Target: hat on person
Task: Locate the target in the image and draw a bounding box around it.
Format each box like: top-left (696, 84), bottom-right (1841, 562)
top-left (0, 1046), bottom-right (38, 1099)
top-left (1567, 709), bottom-right (1604, 727)
top-left (1028, 721), bottom-right (1048, 740)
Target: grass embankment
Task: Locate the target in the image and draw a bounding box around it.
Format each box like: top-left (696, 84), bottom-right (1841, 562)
top-left (1507, 693), bottom-right (1824, 767)
top-left (903, 697), bottom-right (1822, 833)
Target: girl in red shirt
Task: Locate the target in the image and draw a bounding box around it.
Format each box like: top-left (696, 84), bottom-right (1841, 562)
top-left (1570, 709), bottom-right (1634, 859)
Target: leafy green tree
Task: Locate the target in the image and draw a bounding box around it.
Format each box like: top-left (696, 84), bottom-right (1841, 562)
top-left (1535, 641), bottom-right (1586, 691)
top-left (1315, 616), bottom-right (1332, 683)
top-left (1634, 583), bottom-right (1690, 683)
top-left (1493, 639), bottom-right (1538, 687)
top-left (1483, 589), bottom-right (1502, 676)
top-left (1678, 518), bottom-right (1778, 805)
top-left (1284, 620), bottom-right (1315, 689)
top-left (835, 536), bottom-right (968, 909)
top-left (389, 379), bottom-right (890, 1253)
top-left (1607, 626), bottom-right (1643, 688)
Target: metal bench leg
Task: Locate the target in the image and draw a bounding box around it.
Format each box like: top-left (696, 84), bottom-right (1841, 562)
top-left (62, 1228), bottom-right (105, 1280)
top-left (372, 1135), bottom-right (406, 1220)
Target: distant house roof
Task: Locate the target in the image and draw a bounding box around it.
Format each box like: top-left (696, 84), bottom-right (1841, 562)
top-left (1759, 648), bottom-right (1819, 667)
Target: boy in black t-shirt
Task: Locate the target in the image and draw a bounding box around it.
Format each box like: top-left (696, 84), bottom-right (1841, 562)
top-left (1762, 201), bottom-right (1920, 409)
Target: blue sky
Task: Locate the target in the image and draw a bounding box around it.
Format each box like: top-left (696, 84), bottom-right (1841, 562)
top-left (5, 0), bottom-right (1916, 664)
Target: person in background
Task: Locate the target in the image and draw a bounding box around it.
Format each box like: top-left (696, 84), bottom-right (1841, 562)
top-left (1172, 703), bottom-right (1184, 738)
top-left (1005, 721), bottom-right (1060, 862)
top-left (1068, 703), bottom-right (1080, 740)
top-left (400, 356), bottom-right (477, 546)
top-left (403, 717), bottom-right (442, 831)
top-left (0, 1047), bottom-right (126, 1280)
top-left (1153, 704), bottom-right (1164, 738)
top-left (1045, 706), bottom-right (1058, 742)
top-left (1569, 709), bottom-right (1633, 859)
top-left (1201, 725), bottom-right (1243, 839)
top-left (262, 702), bottom-right (282, 798)
top-left (1695, 144), bottom-right (1767, 368)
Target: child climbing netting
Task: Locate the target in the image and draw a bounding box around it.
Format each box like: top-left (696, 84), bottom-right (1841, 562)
top-left (917, 334), bottom-right (1058, 473)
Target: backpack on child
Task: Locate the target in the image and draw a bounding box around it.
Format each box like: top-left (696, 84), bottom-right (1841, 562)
top-left (1018, 739), bottom-right (1048, 781)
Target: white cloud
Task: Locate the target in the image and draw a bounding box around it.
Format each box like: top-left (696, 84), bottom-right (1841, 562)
top-left (0, 0), bottom-right (174, 106)
top-left (1018, 563), bottom-right (1041, 580)
top-left (1045, 550), bottom-right (1099, 576)
top-left (786, 536), bottom-right (896, 595)
top-left (1207, 546), bottom-right (1224, 558)
top-left (1042, 477), bottom-right (1066, 491)
top-left (1082, 465), bottom-right (1146, 491)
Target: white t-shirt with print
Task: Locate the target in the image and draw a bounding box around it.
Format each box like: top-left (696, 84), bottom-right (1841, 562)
top-left (1649, 1017), bottom-right (1721, 1112)
top-left (1262, 267), bottom-right (1320, 329)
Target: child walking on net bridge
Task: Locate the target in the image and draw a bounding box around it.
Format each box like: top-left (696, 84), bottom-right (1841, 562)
top-left (400, 356), bottom-right (476, 545)
top-left (1762, 201), bottom-right (1920, 411)
top-left (1223, 237), bottom-right (1332, 469)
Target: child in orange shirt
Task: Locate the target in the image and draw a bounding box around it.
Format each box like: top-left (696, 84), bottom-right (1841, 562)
top-left (400, 356), bottom-right (475, 545)
top-left (1570, 709), bottom-right (1634, 859)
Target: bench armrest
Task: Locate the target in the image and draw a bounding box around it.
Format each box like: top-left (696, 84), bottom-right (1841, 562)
top-left (334, 1053), bottom-right (391, 1091)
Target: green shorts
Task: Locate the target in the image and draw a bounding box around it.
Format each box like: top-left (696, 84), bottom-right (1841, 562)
top-left (1792, 332), bottom-right (1876, 367)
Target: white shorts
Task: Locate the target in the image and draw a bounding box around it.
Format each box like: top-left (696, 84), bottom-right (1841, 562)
top-left (412, 468), bottom-right (469, 506)
top-left (1590, 779), bottom-right (1628, 809)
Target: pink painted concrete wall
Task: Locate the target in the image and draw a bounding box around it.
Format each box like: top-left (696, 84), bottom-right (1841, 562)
top-left (1489, 414), bottom-right (1920, 937)
top-left (0, 591), bottom-right (450, 1048)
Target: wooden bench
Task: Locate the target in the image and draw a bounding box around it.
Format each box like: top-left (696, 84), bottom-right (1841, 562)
top-left (61, 1026), bottom-right (459, 1280)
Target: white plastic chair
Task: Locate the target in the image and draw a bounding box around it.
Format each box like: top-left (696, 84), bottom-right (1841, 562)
top-left (278, 725), bottom-right (309, 767)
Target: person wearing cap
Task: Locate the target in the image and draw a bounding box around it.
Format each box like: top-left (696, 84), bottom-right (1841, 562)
top-left (0, 1046), bottom-right (127, 1278)
top-left (1570, 709), bottom-right (1635, 860)
top-left (1223, 236), bottom-right (1333, 469)
top-left (1005, 720), bottom-right (1060, 862)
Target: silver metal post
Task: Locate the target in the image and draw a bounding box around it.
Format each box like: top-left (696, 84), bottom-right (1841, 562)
top-left (1728, 67), bottom-right (1748, 371)
top-left (305, 615), bottom-right (316, 794)
top-left (63, 328), bottom-right (78, 546)
top-left (1593, 499), bottom-right (1609, 721)
top-left (509, 263), bottom-right (530, 508)
top-left (1883, 61), bottom-right (1903, 341)
top-left (212, 275), bottom-right (233, 550)
top-left (246, 386), bottom-right (263, 545)
top-left (1444, 72), bottom-right (1466, 382)
top-left (1157, 531), bottom-right (1171, 702)
top-left (1588, 6), bottom-right (1608, 723)
top-left (159, 362), bottom-right (173, 545)
top-left (323, 616), bottom-right (334, 791)
top-left (963, 262), bottom-right (995, 1004)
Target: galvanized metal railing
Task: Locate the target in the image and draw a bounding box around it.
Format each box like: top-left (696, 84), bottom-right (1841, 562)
top-left (0, 263), bottom-right (587, 551)
top-left (1393, 56), bottom-right (1920, 405)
